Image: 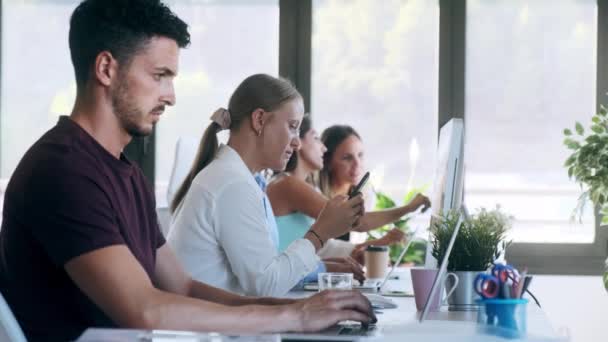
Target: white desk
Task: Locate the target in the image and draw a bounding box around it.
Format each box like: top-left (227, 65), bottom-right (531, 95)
top-left (373, 268), bottom-right (563, 341)
top-left (287, 268), bottom-right (564, 341)
top-left (78, 269), bottom-right (566, 341)
top-left (354, 295), bottom-right (563, 341)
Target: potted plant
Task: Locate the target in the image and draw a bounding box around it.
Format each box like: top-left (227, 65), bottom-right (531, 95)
top-left (563, 106), bottom-right (608, 292)
top-left (367, 188), bottom-right (428, 266)
top-left (430, 207), bottom-right (511, 311)
top-left (563, 105), bottom-right (608, 223)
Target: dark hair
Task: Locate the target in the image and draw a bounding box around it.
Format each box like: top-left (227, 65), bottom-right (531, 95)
top-left (318, 125), bottom-right (361, 197)
top-left (69, 0), bottom-right (190, 89)
top-left (284, 114), bottom-right (312, 173)
top-left (170, 74), bottom-right (302, 213)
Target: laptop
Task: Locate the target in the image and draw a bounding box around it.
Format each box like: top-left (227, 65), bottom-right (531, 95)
top-left (281, 208), bottom-right (466, 341)
top-left (303, 230), bottom-right (417, 294)
top-left (360, 231), bottom-right (418, 294)
top-left (419, 210), bottom-right (465, 322)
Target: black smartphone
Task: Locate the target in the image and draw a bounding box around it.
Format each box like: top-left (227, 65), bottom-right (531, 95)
top-left (349, 171), bottom-right (370, 199)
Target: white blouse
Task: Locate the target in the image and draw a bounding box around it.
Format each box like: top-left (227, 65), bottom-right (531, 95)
top-left (168, 145), bottom-right (320, 296)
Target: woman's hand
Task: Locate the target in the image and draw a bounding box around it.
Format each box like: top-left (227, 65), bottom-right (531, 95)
top-left (377, 228), bottom-right (406, 245)
top-left (309, 194), bottom-right (364, 243)
top-left (349, 245), bottom-right (366, 265)
top-left (408, 193), bottom-right (431, 213)
top-left (324, 257), bottom-right (365, 284)
top-left (349, 228), bottom-right (406, 264)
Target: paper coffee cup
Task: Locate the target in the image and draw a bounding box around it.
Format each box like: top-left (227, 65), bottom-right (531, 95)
top-left (364, 245), bottom-right (389, 279)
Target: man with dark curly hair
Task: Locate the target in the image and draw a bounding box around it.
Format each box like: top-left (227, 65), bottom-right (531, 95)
top-left (0, 0), bottom-right (374, 341)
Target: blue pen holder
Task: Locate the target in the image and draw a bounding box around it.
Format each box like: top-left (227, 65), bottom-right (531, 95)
top-left (476, 298), bottom-right (528, 339)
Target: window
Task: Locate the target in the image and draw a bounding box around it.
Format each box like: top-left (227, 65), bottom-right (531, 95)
top-left (464, 0), bottom-right (597, 243)
top-left (311, 0), bottom-right (439, 231)
top-left (1, 1), bottom-right (78, 180)
top-left (155, 0), bottom-right (280, 206)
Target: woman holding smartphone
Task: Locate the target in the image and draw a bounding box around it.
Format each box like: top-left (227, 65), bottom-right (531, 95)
top-left (267, 116), bottom-right (429, 262)
top-left (168, 74), bottom-right (364, 297)
top-left (318, 125), bottom-right (431, 241)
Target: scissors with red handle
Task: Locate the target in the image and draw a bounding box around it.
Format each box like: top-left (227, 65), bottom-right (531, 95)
top-left (474, 273), bottom-right (501, 299)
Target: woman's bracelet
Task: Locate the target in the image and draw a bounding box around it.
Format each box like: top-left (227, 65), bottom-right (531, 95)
top-left (307, 229), bottom-right (324, 248)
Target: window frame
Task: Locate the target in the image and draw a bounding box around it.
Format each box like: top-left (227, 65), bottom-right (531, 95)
top-left (451, 0), bottom-right (607, 275)
top-left (2, 0), bottom-right (606, 274)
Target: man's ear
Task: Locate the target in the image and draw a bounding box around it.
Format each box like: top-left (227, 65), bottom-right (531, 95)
top-left (93, 51), bottom-right (118, 87)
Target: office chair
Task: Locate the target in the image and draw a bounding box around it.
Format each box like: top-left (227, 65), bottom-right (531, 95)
top-left (166, 136), bottom-right (199, 208)
top-left (156, 136), bottom-right (199, 236)
top-left (0, 291), bottom-right (26, 342)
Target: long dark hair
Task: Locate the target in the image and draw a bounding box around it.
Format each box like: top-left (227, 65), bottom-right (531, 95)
top-left (284, 114), bottom-right (312, 173)
top-left (318, 125), bottom-right (361, 197)
top-left (170, 74), bottom-right (301, 213)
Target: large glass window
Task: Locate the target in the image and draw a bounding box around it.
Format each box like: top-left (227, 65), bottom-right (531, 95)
top-left (465, 0), bottom-right (597, 243)
top-left (311, 0), bottom-right (439, 231)
top-left (1, 1), bottom-right (78, 180)
top-left (1, 1), bottom-right (279, 208)
top-left (155, 0), bottom-right (280, 206)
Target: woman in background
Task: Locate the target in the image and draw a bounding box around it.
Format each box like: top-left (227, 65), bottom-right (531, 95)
top-left (267, 116), bottom-right (428, 263)
top-left (318, 125), bottom-right (431, 241)
top-left (168, 74), bottom-right (364, 297)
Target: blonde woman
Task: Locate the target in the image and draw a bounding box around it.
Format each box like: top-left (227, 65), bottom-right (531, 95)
top-left (168, 74), bottom-right (365, 296)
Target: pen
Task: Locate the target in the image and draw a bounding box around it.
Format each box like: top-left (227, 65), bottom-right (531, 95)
top-left (521, 275), bottom-right (533, 296)
top-left (515, 269), bottom-right (528, 298)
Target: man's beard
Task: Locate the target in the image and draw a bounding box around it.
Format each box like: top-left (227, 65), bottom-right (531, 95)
top-left (111, 77), bottom-right (153, 137)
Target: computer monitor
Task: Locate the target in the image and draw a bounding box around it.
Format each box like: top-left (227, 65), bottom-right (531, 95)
top-left (425, 118), bottom-right (465, 268)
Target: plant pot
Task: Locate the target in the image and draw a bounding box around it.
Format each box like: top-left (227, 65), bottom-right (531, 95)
top-left (446, 271), bottom-right (483, 311)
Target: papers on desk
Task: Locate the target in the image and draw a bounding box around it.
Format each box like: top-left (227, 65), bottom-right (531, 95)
top-left (77, 329), bottom-right (280, 342)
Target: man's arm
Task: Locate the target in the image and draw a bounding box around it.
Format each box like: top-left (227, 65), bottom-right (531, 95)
top-left (64, 245), bottom-right (374, 332)
top-left (65, 245), bottom-right (298, 332)
top-left (153, 244), bottom-right (295, 306)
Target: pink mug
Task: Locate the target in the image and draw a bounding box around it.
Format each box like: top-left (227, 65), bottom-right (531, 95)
top-left (410, 268), bottom-right (459, 311)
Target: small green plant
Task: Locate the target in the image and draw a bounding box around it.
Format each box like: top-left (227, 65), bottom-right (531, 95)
top-left (369, 187), bottom-right (428, 266)
top-left (430, 207), bottom-right (512, 272)
top-left (563, 105), bottom-right (608, 224)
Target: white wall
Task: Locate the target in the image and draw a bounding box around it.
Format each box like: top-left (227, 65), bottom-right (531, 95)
top-left (533, 275), bottom-right (608, 342)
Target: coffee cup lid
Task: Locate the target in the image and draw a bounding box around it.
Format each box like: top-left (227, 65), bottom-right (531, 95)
top-left (365, 245), bottom-right (388, 252)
